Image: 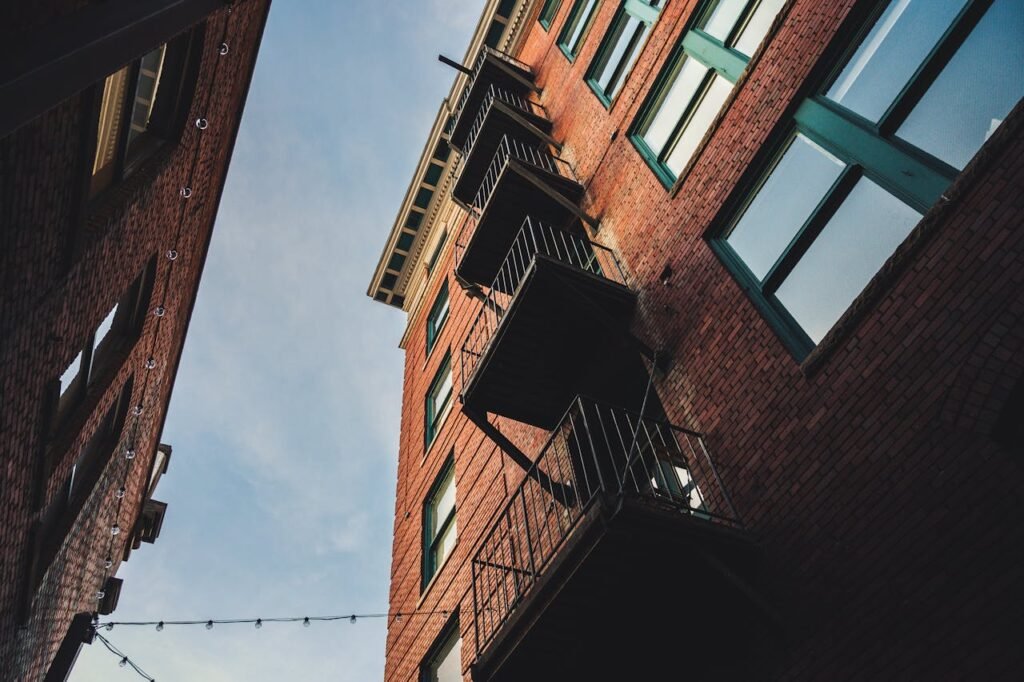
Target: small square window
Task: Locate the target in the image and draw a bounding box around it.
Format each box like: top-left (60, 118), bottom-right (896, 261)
top-left (388, 252), bottom-right (407, 271)
top-left (414, 187), bottom-right (434, 210)
top-left (424, 163), bottom-right (444, 187)
top-left (405, 211), bottom-right (424, 230)
top-left (397, 231), bottom-right (415, 252)
top-left (426, 282), bottom-right (450, 355)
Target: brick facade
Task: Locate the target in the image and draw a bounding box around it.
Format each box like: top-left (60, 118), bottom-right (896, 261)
top-left (381, 0), bottom-right (1023, 680)
top-left (0, 1), bottom-right (270, 679)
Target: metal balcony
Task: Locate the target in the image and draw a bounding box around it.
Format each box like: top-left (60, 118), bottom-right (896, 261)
top-left (455, 136), bottom-right (589, 288)
top-left (460, 218), bottom-right (636, 430)
top-left (452, 85), bottom-right (555, 206)
top-left (470, 398), bottom-right (755, 682)
top-left (449, 47), bottom-right (536, 151)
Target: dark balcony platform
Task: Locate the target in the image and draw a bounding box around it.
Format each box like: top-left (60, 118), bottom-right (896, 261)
top-left (455, 138), bottom-right (590, 289)
top-left (449, 47), bottom-right (536, 151)
top-left (452, 87), bottom-right (554, 206)
top-left (460, 221), bottom-right (636, 430)
top-left (470, 400), bottom-right (758, 682)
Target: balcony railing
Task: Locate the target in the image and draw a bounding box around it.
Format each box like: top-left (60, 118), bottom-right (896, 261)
top-left (459, 217), bottom-right (625, 391)
top-left (471, 136), bottom-right (576, 217)
top-left (461, 84), bottom-right (549, 161)
top-left (471, 396), bottom-right (741, 658)
top-left (448, 47), bottom-right (534, 136)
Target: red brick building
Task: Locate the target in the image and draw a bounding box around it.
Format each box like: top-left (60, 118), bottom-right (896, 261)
top-left (0, 1), bottom-right (270, 679)
top-left (370, 0), bottom-right (1023, 680)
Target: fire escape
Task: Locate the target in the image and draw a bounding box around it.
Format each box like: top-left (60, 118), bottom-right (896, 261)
top-left (449, 47), bottom-right (760, 681)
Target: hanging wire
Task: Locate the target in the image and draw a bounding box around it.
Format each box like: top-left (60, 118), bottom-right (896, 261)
top-left (93, 632), bottom-right (156, 682)
top-left (95, 609), bottom-right (450, 630)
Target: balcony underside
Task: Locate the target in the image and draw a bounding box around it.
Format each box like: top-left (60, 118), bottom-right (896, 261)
top-left (453, 104), bottom-right (554, 206)
top-left (451, 55), bottom-right (535, 150)
top-left (457, 166), bottom-right (585, 288)
top-left (472, 495), bottom-right (759, 682)
top-left (462, 256), bottom-right (636, 430)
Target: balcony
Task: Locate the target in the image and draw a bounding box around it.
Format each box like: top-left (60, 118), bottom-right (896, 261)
top-left (470, 398), bottom-right (755, 682)
top-left (451, 85), bottom-right (554, 206)
top-left (460, 218), bottom-right (636, 430)
top-left (455, 136), bottom-right (588, 288)
top-left (449, 47), bottom-right (536, 152)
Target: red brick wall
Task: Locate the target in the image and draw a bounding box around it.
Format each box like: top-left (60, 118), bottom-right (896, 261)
top-left (0, 1), bottom-right (270, 679)
top-left (385, 0), bottom-right (1024, 680)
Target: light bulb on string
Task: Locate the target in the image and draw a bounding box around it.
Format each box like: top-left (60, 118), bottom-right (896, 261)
top-left (96, 590), bottom-right (106, 601)
top-left (111, 525), bottom-right (120, 536)
top-left (144, 357), bottom-right (157, 370)
top-left (166, 249), bottom-right (179, 261)
top-left (125, 448), bottom-right (137, 460)
top-left (206, 620), bottom-right (214, 630)
top-left (115, 487), bottom-right (126, 499)
top-left (180, 187), bottom-right (192, 199)
top-left (254, 619), bottom-right (262, 629)
top-left (153, 305), bottom-right (166, 317)
top-left (156, 622), bottom-right (164, 632)
top-left (195, 118), bottom-right (209, 130)
top-left (104, 557), bottom-right (113, 569)
top-left (349, 615), bottom-right (357, 624)
top-left (132, 403), bottom-right (144, 416)
top-left (119, 657), bottom-right (128, 668)
top-left (219, 42), bottom-right (230, 55)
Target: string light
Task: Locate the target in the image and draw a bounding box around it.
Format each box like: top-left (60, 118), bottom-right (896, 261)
top-left (110, 525), bottom-right (120, 536)
top-left (96, 609), bottom-right (449, 631)
top-left (152, 306), bottom-right (166, 318)
top-left (119, 657), bottom-right (129, 668)
top-left (125, 447), bottom-right (137, 460)
top-left (115, 487), bottom-right (126, 499)
top-left (195, 118), bottom-right (209, 130)
top-left (156, 622), bottom-right (164, 632)
top-left (94, 632), bottom-right (156, 682)
top-left (219, 42), bottom-right (230, 55)
top-left (303, 617), bottom-right (310, 627)
top-left (166, 249), bottom-right (179, 260)
top-left (104, 557), bottom-right (113, 569)
top-left (206, 620), bottom-right (214, 630)
top-left (254, 619), bottom-right (262, 629)
top-left (180, 187), bottom-right (192, 199)
top-left (144, 357), bottom-right (157, 370)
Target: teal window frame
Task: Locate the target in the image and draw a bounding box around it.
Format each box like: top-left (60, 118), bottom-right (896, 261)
top-left (425, 352), bottom-right (453, 448)
top-left (539, 0), bottom-right (563, 30)
top-left (421, 456), bottom-right (456, 590)
top-left (557, 0), bottom-right (602, 61)
top-left (630, 0), bottom-right (781, 188)
top-left (708, 0), bottom-right (1001, 360)
top-left (584, 0), bottom-right (664, 108)
top-left (426, 281), bottom-right (450, 356)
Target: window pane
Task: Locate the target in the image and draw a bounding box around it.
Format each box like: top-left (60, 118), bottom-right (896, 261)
top-left (701, 0), bottom-right (747, 43)
top-left (776, 177), bottom-right (921, 343)
top-left (726, 134), bottom-right (845, 280)
top-left (642, 57), bottom-right (710, 157)
top-left (127, 45), bottom-right (167, 147)
top-left (59, 351), bottom-right (83, 397)
top-left (595, 14), bottom-right (646, 97)
top-left (896, 0), bottom-right (1024, 170)
top-left (825, 0), bottom-right (967, 122)
top-left (94, 303), bottom-right (118, 351)
top-left (732, 0), bottom-right (788, 57)
top-left (565, 0), bottom-right (599, 53)
top-left (427, 630), bottom-right (462, 682)
top-left (664, 74), bottom-right (733, 175)
top-left (433, 468), bottom-right (456, 528)
top-left (434, 516), bottom-right (457, 566)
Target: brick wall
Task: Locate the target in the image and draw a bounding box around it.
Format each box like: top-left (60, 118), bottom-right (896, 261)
top-left (384, 0), bottom-right (1024, 680)
top-left (0, 1), bottom-right (270, 679)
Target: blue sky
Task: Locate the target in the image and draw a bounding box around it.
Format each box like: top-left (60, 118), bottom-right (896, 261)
top-left (71, 1), bottom-right (484, 678)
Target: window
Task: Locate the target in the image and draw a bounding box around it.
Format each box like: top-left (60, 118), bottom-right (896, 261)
top-left (426, 282), bottom-right (450, 355)
top-left (53, 258), bottom-right (156, 427)
top-left (421, 618), bottom-right (462, 681)
top-left (632, 0), bottom-right (787, 185)
top-left (427, 228), bottom-right (449, 273)
top-left (90, 29), bottom-right (203, 198)
top-left (422, 457), bottom-right (457, 589)
top-left (425, 353), bottom-right (454, 448)
top-left (539, 0), bottom-right (563, 30)
top-left (711, 0), bottom-right (1022, 358)
top-left (33, 377), bottom-right (133, 592)
top-left (558, 0), bottom-right (601, 60)
top-left (585, 0), bottom-right (664, 106)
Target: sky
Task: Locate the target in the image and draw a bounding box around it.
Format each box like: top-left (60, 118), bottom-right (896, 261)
top-left (70, 1), bottom-right (485, 679)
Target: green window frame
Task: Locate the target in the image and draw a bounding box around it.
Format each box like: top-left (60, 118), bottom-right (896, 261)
top-left (557, 0), bottom-right (602, 61)
top-left (585, 0), bottom-right (664, 107)
top-left (419, 615), bottom-right (462, 681)
top-left (426, 281), bottom-right (450, 355)
top-left (539, 0), bottom-right (563, 30)
top-left (631, 0), bottom-right (788, 187)
top-left (422, 456), bottom-right (457, 590)
top-left (425, 352), bottom-right (453, 448)
top-left (709, 0), bottom-right (1019, 359)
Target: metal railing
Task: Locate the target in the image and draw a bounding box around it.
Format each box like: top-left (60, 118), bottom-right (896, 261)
top-left (459, 217), bottom-right (626, 393)
top-left (471, 135), bottom-right (576, 218)
top-left (449, 47), bottom-right (534, 136)
top-left (462, 84), bottom-right (549, 161)
top-left (471, 397), bottom-right (741, 657)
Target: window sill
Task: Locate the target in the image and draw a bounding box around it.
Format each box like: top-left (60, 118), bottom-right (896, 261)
top-left (585, 78), bottom-right (613, 110)
top-left (628, 134), bottom-right (676, 190)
